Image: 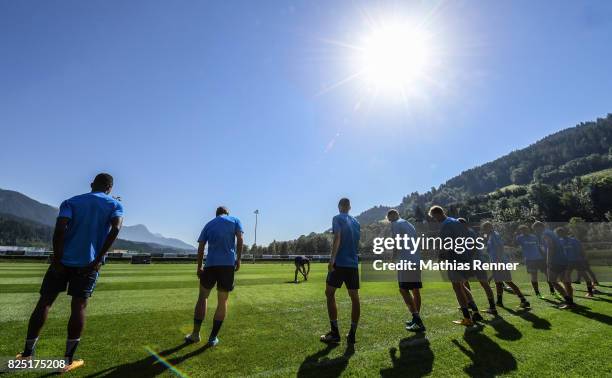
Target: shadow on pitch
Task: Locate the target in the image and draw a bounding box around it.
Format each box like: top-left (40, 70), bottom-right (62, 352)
top-left (379, 333), bottom-right (434, 378)
top-left (297, 343), bottom-right (355, 378)
top-left (84, 341), bottom-right (211, 378)
top-left (504, 307), bottom-right (552, 330)
top-left (452, 330), bottom-right (517, 377)
top-left (485, 316), bottom-right (522, 341)
top-left (540, 298), bottom-right (612, 326)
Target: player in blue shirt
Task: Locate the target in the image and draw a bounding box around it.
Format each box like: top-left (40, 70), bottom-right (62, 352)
top-left (429, 206), bottom-right (484, 327)
top-left (532, 222), bottom-right (574, 308)
top-left (457, 218), bottom-right (498, 316)
top-left (387, 209), bottom-right (425, 332)
top-left (481, 222), bottom-right (529, 309)
top-left (185, 206), bottom-right (244, 347)
top-left (556, 227), bottom-right (595, 297)
top-left (320, 198), bottom-right (361, 344)
top-left (515, 225), bottom-right (554, 298)
top-left (293, 256), bottom-right (310, 283)
top-left (17, 174), bottom-right (124, 373)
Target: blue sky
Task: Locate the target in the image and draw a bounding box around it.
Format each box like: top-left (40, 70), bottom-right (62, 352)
top-left (1, 1), bottom-right (612, 246)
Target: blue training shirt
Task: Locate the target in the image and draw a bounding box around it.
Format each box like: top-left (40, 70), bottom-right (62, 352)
top-left (541, 229), bottom-right (567, 265)
top-left (198, 215), bottom-right (244, 267)
top-left (332, 213), bottom-right (360, 268)
top-left (58, 192), bottom-right (124, 267)
top-left (391, 218), bottom-right (419, 262)
top-left (562, 237), bottom-right (583, 262)
top-left (487, 231), bottom-right (507, 263)
top-left (516, 234), bottom-right (543, 261)
top-left (439, 217), bottom-right (470, 261)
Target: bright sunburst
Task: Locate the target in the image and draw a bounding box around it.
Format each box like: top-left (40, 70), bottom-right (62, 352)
top-left (359, 24), bottom-right (431, 92)
top-left (319, 9), bottom-right (447, 108)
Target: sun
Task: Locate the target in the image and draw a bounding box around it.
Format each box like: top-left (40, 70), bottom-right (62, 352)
top-left (359, 23), bottom-right (431, 91)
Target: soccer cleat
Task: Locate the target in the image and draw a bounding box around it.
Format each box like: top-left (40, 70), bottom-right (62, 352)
top-left (61, 359), bottom-right (85, 373)
top-left (471, 312), bottom-right (484, 322)
top-left (585, 292), bottom-right (594, 298)
top-left (15, 353), bottom-right (32, 360)
top-left (485, 308), bottom-right (498, 316)
top-left (519, 301), bottom-right (531, 309)
top-left (452, 318), bottom-right (474, 326)
top-left (558, 302), bottom-right (576, 309)
top-left (320, 331), bottom-right (341, 344)
top-left (405, 319), bottom-right (415, 327)
top-left (406, 322), bottom-right (426, 332)
top-left (346, 332), bottom-right (356, 344)
top-left (207, 337), bottom-right (219, 347)
top-left (185, 333), bottom-right (201, 343)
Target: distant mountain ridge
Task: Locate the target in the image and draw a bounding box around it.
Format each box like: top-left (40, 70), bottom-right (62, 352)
top-left (355, 114), bottom-right (612, 225)
top-left (0, 188), bottom-right (194, 251)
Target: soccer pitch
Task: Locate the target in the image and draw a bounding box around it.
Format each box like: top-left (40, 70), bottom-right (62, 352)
top-left (1, 262), bottom-right (611, 377)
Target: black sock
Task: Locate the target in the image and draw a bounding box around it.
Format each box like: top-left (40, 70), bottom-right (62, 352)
top-left (497, 293), bottom-right (503, 302)
top-left (519, 295), bottom-right (526, 303)
top-left (209, 320), bottom-right (223, 341)
top-left (467, 301), bottom-right (479, 312)
top-left (461, 307), bottom-right (471, 319)
top-left (330, 320), bottom-right (339, 334)
top-left (22, 338), bottom-right (38, 357)
top-left (564, 296), bottom-right (574, 305)
top-left (349, 322), bottom-right (358, 335)
top-left (548, 283), bottom-right (555, 294)
top-left (587, 284), bottom-right (593, 294)
top-left (65, 339), bottom-right (80, 364)
top-left (488, 297), bottom-right (496, 309)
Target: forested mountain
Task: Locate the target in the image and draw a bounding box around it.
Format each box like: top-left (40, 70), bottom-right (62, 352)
top-left (255, 114), bottom-right (612, 255)
top-left (357, 114), bottom-right (612, 225)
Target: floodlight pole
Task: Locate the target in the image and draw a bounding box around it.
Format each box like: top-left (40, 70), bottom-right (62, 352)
top-left (253, 209), bottom-right (259, 264)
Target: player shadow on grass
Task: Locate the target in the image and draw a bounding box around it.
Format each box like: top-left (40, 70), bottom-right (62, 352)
top-left (379, 333), bottom-right (434, 378)
top-left (540, 298), bottom-right (612, 326)
top-left (296, 343), bottom-right (355, 378)
top-left (485, 316), bottom-right (522, 341)
top-left (504, 307), bottom-right (552, 330)
top-left (82, 341), bottom-right (211, 378)
top-left (452, 330), bottom-right (517, 377)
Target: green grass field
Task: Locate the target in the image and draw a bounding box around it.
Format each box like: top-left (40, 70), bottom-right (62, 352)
top-left (1, 262), bottom-right (611, 377)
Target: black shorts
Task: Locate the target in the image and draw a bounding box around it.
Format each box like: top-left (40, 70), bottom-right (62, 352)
top-left (399, 281), bottom-right (423, 290)
top-left (398, 267), bottom-right (422, 290)
top-left (567, 261), bottom-right (587, 271)
top-left (40, 264), bottom-right (99, 298)
top-left (199, 266), bottom-right (235, 292)
top-left (326, 266), bottom-right (359, 290)
top-left (525, 259), bottom-right (547, 274)
top-left (448, 269), bottom-right (471, 282)
top-left (548, 264), bottom-right (568, 282)
top-left (470, 268), bottom-right (489, 282)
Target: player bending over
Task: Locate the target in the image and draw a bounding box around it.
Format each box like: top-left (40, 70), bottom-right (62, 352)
top-left (17, 174), bottom-right (124, 373)
top-left (294, 256), bottom-right (310, 283)
top-left (429, 206), bottom-right (484, 327)
top-left (533, 222), bottom-right (574, 309)
top-left (481, 222), bottom-right (530, 309)
top-left (557, 228), bottom-right (594, 297)
top-left (457, 218), bottom-right (498, 316)
top-left (185, 206), bottom-right (244, 347)
top-left (387, 209), bottom-right (425, 332)
top-left (320, 198), bottom-right (361, 344)
top-left (515, 225), bottom-right (553, 299)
